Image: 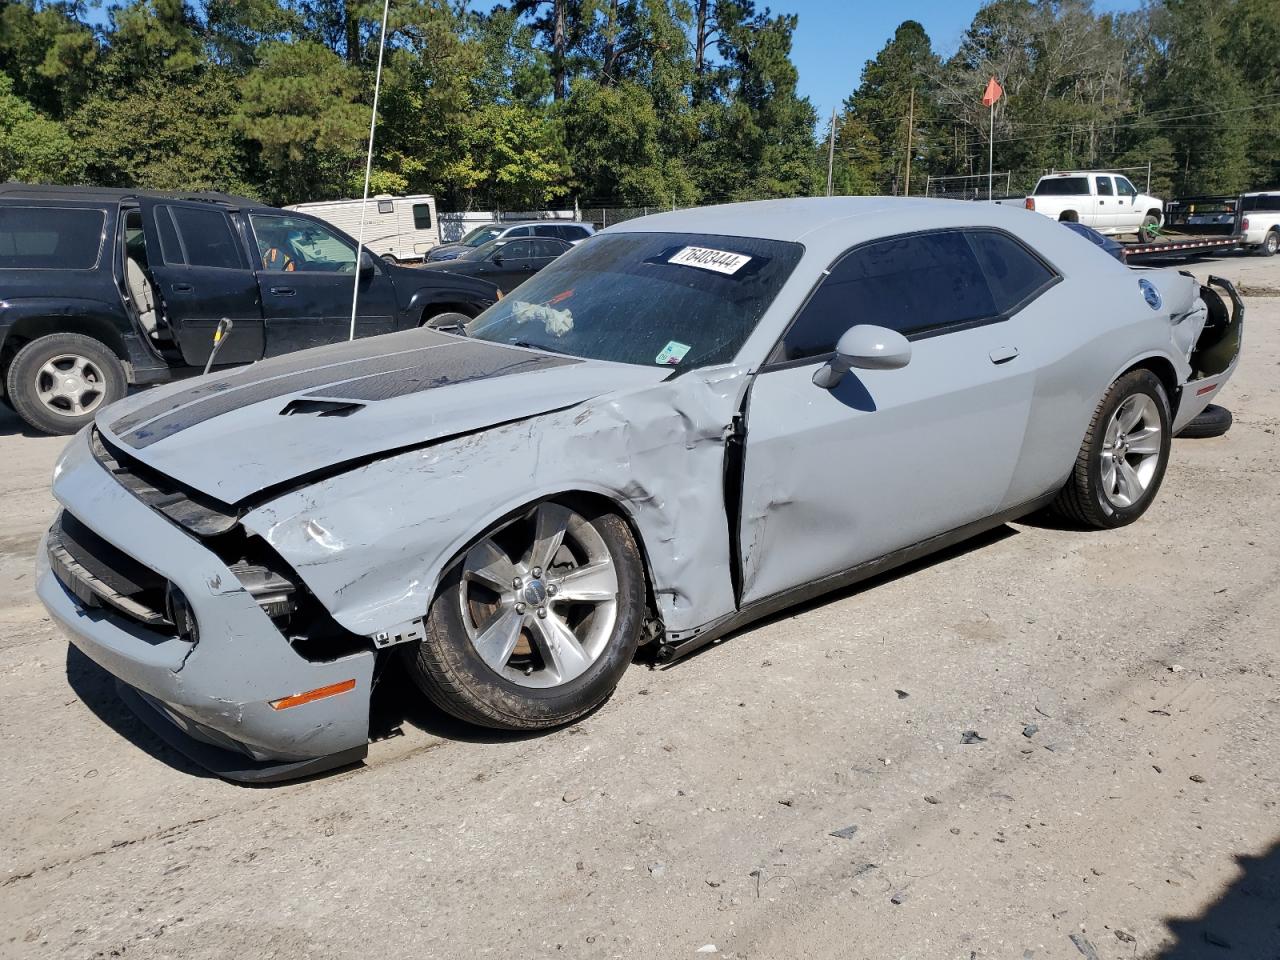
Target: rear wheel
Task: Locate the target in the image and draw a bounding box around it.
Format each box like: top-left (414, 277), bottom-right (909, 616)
top-left (405, 501), bottom-right (646, 730)
top-left (4, 333), bottom-right (126, 435)
top-left (422, 310), bottom-right (471, 331)
top-left (1053, 369), bottom-right (1171, 529)
top-left (1259, 230), bottom-right (1279, 258)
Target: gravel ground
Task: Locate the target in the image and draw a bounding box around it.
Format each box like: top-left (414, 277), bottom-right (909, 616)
top-left (1, 254), bottom-right (1277, 960)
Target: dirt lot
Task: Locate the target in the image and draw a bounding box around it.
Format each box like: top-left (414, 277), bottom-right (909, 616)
top-left (1, 254), bottom-right (1277, 960)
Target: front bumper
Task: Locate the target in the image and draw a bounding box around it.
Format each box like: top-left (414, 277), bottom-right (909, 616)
top-left (37, 428), bottom-right (375, 782)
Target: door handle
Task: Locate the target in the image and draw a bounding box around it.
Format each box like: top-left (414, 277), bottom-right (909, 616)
top-left (270, 286), bottom-right (296, 296)
top-left (989, 346), bottom-right (1020, 364)
top-left (172, 282), bottom-right (194, 293)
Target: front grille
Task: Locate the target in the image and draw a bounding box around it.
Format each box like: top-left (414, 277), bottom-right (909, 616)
top-left (48, 511), bottom-right (171, 628)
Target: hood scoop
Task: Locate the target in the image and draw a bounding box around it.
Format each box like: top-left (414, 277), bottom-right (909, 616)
top-left (279, 398), bottom-right (365, 418)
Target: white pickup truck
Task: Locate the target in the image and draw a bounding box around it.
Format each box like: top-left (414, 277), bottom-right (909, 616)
top-left (1022, 172), bottom-right (1164, 237)
top-left (1240, 191), bottom-right (1280, 257)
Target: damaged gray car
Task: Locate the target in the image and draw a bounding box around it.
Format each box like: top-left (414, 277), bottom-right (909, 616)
top-left (37, 198), bottom-right (1243, 782)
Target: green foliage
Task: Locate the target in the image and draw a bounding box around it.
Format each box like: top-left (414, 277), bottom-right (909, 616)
top-left (0, 0), bottom-right (1270, 211)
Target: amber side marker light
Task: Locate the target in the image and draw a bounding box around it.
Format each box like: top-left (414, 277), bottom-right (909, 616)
top-left (270, 679), bottom-right (356, 711)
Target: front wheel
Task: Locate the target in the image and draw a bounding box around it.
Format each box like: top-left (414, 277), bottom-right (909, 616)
top-left (1052, 369), bottom-right (1172, 529)
top-left (4, 333), bottom-right (127, 435)
top-left (405, 501), bottom-right (646, 730)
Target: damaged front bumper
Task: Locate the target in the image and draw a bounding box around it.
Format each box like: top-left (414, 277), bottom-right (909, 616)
top-left (37, 428), bottom-right (375, 783)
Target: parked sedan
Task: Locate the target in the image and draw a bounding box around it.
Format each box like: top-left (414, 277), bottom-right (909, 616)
top-left (419, 236), bottom-right (573, 293)
top-left (425, 220), bottom-right (594, 262)
top-left (38, 198), bottom-right (1242, 782)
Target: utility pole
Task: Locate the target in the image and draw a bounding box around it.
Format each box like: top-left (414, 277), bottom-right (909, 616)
top-left (826, 107), bottom-right (837, 197)
top-left (903, 87), bottom-right (915, 197)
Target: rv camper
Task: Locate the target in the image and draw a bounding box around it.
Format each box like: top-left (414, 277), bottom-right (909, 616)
top-left (285, 194), bottom-right (440, 262)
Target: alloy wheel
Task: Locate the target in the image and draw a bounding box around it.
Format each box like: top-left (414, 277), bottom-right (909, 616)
top-left (458, 503), bottom-right (620, 689)
top-left (1102, 394), bottom-right (1162, 508)
top-left (35, 354), bottom-right (107, 418)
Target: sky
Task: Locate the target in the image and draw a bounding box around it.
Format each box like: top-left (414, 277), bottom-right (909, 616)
top-left (789, 0), bottom-right (1146, 121)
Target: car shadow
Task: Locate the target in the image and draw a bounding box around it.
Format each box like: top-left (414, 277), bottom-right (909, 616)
top-left (0, 404), bottom-right (46, 438)
top-left (667, 523), bottom-right (1019, 667)
top-left (369, 664), bottom-right (580, 745)
top-left (64, 644), bottom-right (212, 779)
top-left (1157, 839), bottom-right (1280, 957)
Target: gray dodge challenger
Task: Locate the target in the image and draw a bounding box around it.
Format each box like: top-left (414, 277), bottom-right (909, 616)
top-left (37, 198), bottom-right (1243, 781)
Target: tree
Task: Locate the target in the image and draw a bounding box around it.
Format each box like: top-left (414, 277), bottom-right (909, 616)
top-left (0, 74), bottom-right (84, 183)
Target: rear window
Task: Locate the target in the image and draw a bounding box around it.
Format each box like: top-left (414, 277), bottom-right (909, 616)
top-left (967, 230), bottom-right (1058, 313)
top-left (0, 206), bottom-right (105, 270)
top-left (1034, 177), bottom-right (1090, 196)
top-left (1242, 194), bottom-right (1280, 212)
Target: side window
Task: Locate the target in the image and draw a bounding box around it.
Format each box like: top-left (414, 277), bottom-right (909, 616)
top-left (563, 226), bottom-right (590, 241)
top-left (377, 199), bottom-right (394, 215)
top-left (532, 225), bottom-right (559, 238)
top-left (167, 206), bottom-right (245, 269)
top-left (966, 230), bottom-right (1057, 315)
top-left (155, 207), bottom-right (184, 264)
top-left (501, 240), bottom-right (534, 259)
top-left (412, 203), bottom-right (432, 229)
top-left (1095, 176), bottom-right (1114, 196)
top-left (1115, 177), bottom-right (1138, 198)
top-left (505, 226), bottom-right (533, 238)
top-left (781, 231), bottom-right (996, 361)
top-left (531, 239), bottom-right (565, 258)
top-left (249, 214), bottom-right (356, 273)
top-left (0, 206), bottom-right (105, 270)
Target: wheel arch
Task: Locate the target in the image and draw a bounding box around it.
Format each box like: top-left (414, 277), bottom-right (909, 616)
top-left (1058, 210), bottom-right (1079, 223)
top-left (1118, 353), bottom-right (1180, 418)
top-left (1145, 208), bottom-right (1163, 223)
top-left (0, 311), bottom-right (130, 392)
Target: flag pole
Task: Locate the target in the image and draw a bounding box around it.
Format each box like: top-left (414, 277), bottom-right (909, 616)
top-left (988, 98), bottom-right (994, 201)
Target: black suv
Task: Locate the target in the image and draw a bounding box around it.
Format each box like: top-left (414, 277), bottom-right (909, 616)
top-left (0, 185), bottom-right (499, 435)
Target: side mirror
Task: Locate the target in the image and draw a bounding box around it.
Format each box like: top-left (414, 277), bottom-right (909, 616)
top-left (812, 324), bottom-right (911, 389)
top-left (359, 250), bottom-right (375, 275)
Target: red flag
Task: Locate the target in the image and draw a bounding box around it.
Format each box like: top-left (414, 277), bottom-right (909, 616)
top-left (981, 75), bottom-right (1003, 107)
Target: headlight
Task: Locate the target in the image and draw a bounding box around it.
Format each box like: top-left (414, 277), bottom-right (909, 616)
top-left (229, 561), bottom-right (297, 621)
top-left (165, 584), bottom-right (200, 644)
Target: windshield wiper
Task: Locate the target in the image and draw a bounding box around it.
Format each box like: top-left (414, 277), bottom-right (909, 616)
top-left (510, 339), bottom-right (571, 356)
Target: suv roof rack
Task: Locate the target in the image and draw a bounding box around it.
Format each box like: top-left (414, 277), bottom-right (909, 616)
top-left (0, 182), bottom-right (262, 208)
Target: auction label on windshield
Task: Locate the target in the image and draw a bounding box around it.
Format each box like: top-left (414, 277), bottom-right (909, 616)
top-left (668, 246), bottom-right (752, 275)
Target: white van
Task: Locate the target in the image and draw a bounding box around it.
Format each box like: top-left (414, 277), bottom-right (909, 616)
top-left (285, 194), bottom-right (439, 262)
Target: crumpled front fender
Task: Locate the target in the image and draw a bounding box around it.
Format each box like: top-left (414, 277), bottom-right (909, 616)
top-left (241, 366), bottom-right (750, 640)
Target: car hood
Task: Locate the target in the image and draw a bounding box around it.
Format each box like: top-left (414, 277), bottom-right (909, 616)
top-left (96, 329), bottom-right (666, 505)
top-left (426, 243), bottom-right (465, 261)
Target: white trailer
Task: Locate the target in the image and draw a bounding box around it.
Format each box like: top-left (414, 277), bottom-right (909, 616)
top-left (284, 194), bottom-right (440, 262)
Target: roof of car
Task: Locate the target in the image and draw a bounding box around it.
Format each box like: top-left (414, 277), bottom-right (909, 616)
top-left (0, 182), bottom-right (270, 210)
top-left (607, 196), bottom-right (1067, 259)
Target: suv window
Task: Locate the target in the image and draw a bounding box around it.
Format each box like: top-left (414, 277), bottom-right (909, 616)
top-left (1034, 177), bottom-right (1090, 196)
top-left (250, 214), bottom-right (357, 273)
top-left (1095, 176), bottom-right (1114, 196)
top-left (558, 224), bottom-right (591, 241)
top-left (1115, 177), bottom-right (1138, 198)
top-left (504, 226), bottom-right (534, 238)
top-left (967, 230), bottom-right (1057, 314)
top-left (165, 206), bottom-right (245, 269)
top-left (781, 231), bottom-right (996, 360)
top-left (0, 206), bottom-right (105, 270)
top-left (499, 240), bottom-right (534, 259)
top-left (412, 203), bottom-right (432, 229)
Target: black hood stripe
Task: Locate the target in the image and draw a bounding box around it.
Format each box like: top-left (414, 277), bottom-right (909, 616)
top-left (113, 337), bottom-right (578, 449)
top-left (110, 328), bottom-right (462, 435)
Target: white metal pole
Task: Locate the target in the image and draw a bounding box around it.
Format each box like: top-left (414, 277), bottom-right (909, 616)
top-left (826, 107), bottom-right (837, 197)
top-left (349, 0), bottom-right (392, 342)
top-left (988, 101), bottom-right (994, 201)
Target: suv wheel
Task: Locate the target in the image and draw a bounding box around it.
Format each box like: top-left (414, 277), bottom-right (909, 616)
top-left (1052, 369), bottom-right (1172, 529)
top-left (5, 333), bottom-right (126, 435)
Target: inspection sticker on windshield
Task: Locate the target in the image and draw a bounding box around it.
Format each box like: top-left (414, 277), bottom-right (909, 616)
top-left (655, 340), bottom-right (691, 365)
top-left (668, 246), bottom-right (752, 275)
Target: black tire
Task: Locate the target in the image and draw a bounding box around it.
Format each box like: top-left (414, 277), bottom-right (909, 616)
top-left (1052, 369), bottom-right (1172, 529)
top-left (404, 503), bottom-right (646, 730)
top-left (1141, 213), bottom-right (1161, 239)
top-left (423, 310), bottom-right (472, 331)
top-left (4, 333), bottom-right (127, 436)
top-left (1176, 403), bottom-right (1232, 439)
top-left (1258, 230), bottom-right (1279, 258)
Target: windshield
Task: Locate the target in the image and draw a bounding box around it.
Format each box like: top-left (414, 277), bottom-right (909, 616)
top-left (462, 239), bottom-right (504, 261)
top-left (465, 232), bottom-right (804, 369)
top-left (461, 226), bottom-right (502, 247)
